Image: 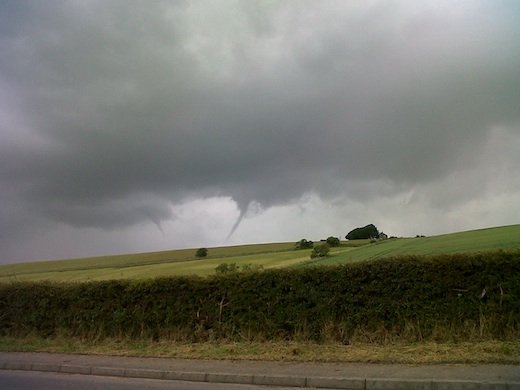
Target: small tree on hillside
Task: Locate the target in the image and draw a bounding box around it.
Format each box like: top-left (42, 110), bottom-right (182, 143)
top-left (326, 236), bottom-right (340, 247)
top-left (196, 248), bottom-right (208, 257)
top-left (310, 243), bottom-right (330, 259)
top-left (295, 239), bottom-right (314, 250)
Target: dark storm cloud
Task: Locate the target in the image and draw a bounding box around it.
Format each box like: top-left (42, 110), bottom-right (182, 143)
top-left (1, 0), bottom-right (519, 254)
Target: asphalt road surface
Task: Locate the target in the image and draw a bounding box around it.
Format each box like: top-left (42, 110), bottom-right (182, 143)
top-left (0, 370), bottom-right (315, 390)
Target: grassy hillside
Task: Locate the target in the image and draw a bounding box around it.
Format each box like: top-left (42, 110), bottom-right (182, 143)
top-left (312, 224), bottom-right (520, 266)
top-left (1, 224), bottom-right (519, 282)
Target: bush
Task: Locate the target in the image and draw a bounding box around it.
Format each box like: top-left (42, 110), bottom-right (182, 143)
top-left (215, 262), bottom-right (239, 274)
top-left (195, 248), bottom-right (208, 257)
top-left (295, 239), bottom-right (313, 249)
top-left (311, 243), bottom-right (330, 258)
top-left (241, 263), bottom-right (264, 272)
top-left (326, 236), bottom-right (341, 247)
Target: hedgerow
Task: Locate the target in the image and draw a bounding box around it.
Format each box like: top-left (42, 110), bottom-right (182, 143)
top-left (0, 250), bottom-right (518, 343)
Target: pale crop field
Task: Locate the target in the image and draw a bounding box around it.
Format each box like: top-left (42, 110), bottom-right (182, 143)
top-left (0, 242), bottom-right (350, 282)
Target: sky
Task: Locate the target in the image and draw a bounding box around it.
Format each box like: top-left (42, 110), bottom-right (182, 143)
top-left (1, 1), bottom-right (519, 264)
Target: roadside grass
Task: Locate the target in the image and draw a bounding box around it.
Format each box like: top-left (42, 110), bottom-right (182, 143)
top-left (0, 336), bottom-right (518, 364)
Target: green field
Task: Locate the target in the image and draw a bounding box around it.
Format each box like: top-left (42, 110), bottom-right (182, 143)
top-left (1, 224), bottom-right (519, 282)
top-left (312, 224), bottom-right (520, 266)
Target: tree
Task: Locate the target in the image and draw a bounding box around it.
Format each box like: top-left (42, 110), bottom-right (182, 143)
top-left (326, 236), bottom-right (340, 247)
top-left (195, 248), bottom-right (208, 257)
top-left (310, 243), bottom-right (330, 259)
top-left (295, 238), bottom-right (314, 250)
top-left (345, 224), bottom-right (379, 240)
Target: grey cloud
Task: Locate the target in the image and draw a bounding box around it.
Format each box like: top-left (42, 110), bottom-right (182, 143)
top-left (1, 0), bottom-right (519, 261)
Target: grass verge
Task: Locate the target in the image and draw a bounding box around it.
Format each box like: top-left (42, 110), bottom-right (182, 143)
top-left (0, 336), bottom-right (518, 364)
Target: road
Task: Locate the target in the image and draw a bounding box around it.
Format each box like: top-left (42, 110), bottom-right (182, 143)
top-left (0, 370), bottom-right (315, 390)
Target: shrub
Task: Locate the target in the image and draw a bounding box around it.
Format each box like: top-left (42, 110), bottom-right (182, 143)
top-left (241, 263), bottom-right (264, 272)
top-left (326, 236), bottom-right (341, 247)
top-left (195, 248), bottom-right (208, 257)
top-left (215, 262), bottom-right (239, 274)
top-left (295, 239), bottom-right (314, 249)
top-left (311, 243), bottom-right (330, 258)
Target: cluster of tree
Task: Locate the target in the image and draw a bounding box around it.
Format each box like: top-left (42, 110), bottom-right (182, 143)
top-left (296, 236), bottom-right (340, 250)
top-left (324, 236), bottom-right (340, 247)
top-left (295, 238), bottom-right (314, 249)
top-left (345, 224), bottom-right (380, 240)
top-left (296, 237), bottom-right (338, 259)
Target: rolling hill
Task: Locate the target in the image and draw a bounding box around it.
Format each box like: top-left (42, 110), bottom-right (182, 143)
top-left (0, 224), bottom-right (518, 282)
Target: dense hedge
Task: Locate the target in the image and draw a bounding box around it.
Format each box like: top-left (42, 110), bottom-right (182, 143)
top-left (1, 250), bottom-right (519, 343)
